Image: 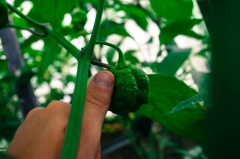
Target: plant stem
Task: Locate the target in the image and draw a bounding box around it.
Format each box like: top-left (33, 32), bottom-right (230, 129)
top-left (7, 3), bottom-right (45, 30)
top-left (4, 24), bottom-right (47, 37)
top-left (60, 55), bottom-right (90, 159)
top-left (7, 3), bottom-right (79, 59)
top-left (85, 0), bottom-right (105, 60)
top-left (95, 41), bottom-right (126, 69)
top-left (60, 0), bottom-right (106, 158)
top-left (45, 26), bottom-right (79, 59)
top-left (91, 60), bottom-right (113, 69)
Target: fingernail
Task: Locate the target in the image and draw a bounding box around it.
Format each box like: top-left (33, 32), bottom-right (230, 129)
top-left (95, 72), bottom-right (114, 88)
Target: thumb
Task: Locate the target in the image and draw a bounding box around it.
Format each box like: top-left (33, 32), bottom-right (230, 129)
top-left (77, 71), bottom-right (114, 159)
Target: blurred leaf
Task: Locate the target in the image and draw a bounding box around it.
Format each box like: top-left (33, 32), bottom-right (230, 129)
top-left (150, 0), bottom-right (194, 20)
top-left (156, 48), bottom-right (191, 76)
top-left (160, 19), bottom-right (202, 44)
top-left (105, 41), bottom-right (122, 66)
top-left (118, 4), bottom-right (148, 31)
top-left (38, 37), bottom-right (61, 79)
top-left (0, 59), bottom-right (8, 72)
top-left (138, 74), bottom-right (206, 142)
top-left (0, 99), bottom-right (21, 142)
top-left (13, 15), bottom-right (28, 28)
top-left (164, 90), bottom-right (210, 115)
top-left (0, 1), bottom-right (8, 29)
top-left (17, 70), bottom-right (36, 85)
top-left (182, 30), bottom-right (205, 40)
top-left (21, 35), bottom-right (40, 48)
top-left (0, 152), bottom-right (13, 159)
top-left (32, 0), bottom-right (76, 26)
top-left (50, 88), bottom-right (64, 100)
top-left (191, 71), bottom-right (210, 92)
top-left (124, 50), bottom-right (139, 65)
top-left (156, 50), bottom-right (162, 57)
top-left (99, 20), bottom-right (131, 37)
top-left (0, 75), bottom-right (16, 83)
top-left (13, 0), bottom-right (24, 7)
top-left (106, 47), bottom-right (117, 66)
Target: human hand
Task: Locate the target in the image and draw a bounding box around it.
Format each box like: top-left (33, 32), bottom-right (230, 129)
top-left (6, 71), bottom-right (115, 159)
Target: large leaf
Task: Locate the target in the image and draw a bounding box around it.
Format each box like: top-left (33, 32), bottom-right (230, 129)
top-left (150, 0), bottom-right (194, 20)
top-left (99, 20), bottom-right (131, 37)
top-left (138, 74), bottom-right (206, 142)
top-left (156, 48), bottom-right (191, 76)
top-left (32, 0), bottom-right (76, 26)
top-left (118, 4), bottom-right (148, 31)
top-left (160, 19), bottom-right (203, 44)
top-left (164, 90), bottom-right (210, 115)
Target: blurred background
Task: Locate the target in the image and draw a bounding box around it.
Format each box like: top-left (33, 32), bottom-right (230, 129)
top-left (0, 0), bottom-right (210, 158)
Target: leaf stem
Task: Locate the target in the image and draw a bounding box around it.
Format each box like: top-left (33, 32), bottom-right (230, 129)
top-left (7, 3), bottom-right (45, 30)
top-left (95, 41), bottom-right (126, 68)
top-left (84, 0), bottom-right (105, 60)
top-left (4, 24), bottom-right (47, 37)
top-left (7, 2), bottom-right (79, 59)
top-left (45, 26), bottom-right (79, 59)
top-left (91, 60), bottom-right (113, 69)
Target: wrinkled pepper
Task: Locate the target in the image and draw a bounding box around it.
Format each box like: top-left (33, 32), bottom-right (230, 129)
top-left (108, 49), bottom-right (149, 115)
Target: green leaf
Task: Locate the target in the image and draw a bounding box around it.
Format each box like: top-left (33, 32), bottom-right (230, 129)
top-left (13, 0), bottom-right (24, 7)
top-left (17, 70), bottom-right (36, 85)
top-left (164, 90), bottom-right (210, 115)
top-left (156, 48), bottom-right (191, 76)
top-left (39, 38), bottom-right (61, 78)
top-left (160, 19), bottom-right (202, 44)
top-left (150, 0), bottom-right (194, 20)
top-left (118, 4), bottom-right (148, 31)
top-left (0, 1), bottom-right (8, 29)
top-left (0, 152), bottom-right (13, 159)
top-left (138, 74), bottom-right (206, 142)
top-left (191, 70), bottom-right (210, 92)
top-left (0, 59), bottom-right (8, 72)
top-left (32, 0), bottom-right (76, 26)
top-left (182, 30), bottom-right (205, 40)
top-left (124, 50), bottom-right (139, 65)
top-left (99, 20), bottom-right (131, 37)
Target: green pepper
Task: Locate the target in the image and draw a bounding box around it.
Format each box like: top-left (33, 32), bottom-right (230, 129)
top-left (108, 48), bottom-right (149, 115)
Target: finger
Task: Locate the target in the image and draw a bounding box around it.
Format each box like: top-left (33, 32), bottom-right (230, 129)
top-left (77, 71), bottom-right (114, 159)
top-left (94, 144), bottom-right (101, 159)
top-left (25, 107), bottom-right (45, 120)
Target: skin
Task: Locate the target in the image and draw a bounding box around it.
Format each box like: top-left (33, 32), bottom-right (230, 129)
top-left (6, 71), bottom-right (115, 159)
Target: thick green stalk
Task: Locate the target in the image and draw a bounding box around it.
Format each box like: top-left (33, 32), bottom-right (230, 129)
top-left (86, 0), bottom-right (105, 60)
top-left (95, 41), bottom-right (126, 69)
top-left (60, 56), bottom-right (90, 159)
top-left (60, 0), bottom-right (105, 158)
top-left (202, 0), bottom-right (240, 158)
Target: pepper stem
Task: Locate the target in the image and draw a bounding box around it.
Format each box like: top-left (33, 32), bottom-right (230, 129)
top-left (95, 41), bottom-right (127, 69)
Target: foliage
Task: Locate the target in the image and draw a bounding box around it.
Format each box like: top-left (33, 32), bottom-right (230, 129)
top-left (0, 0), bottom-right (210, 158)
